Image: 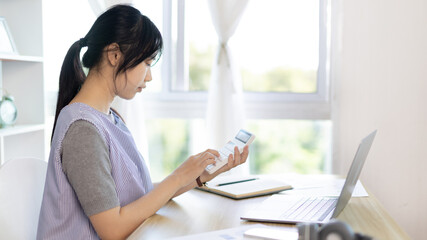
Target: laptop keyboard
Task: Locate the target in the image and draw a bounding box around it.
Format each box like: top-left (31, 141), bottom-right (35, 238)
top-left (279, 197), bottom-right (337, 221)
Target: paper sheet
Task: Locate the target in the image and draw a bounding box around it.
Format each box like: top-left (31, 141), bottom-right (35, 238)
top-left (167, 224), bottom-right (297, 240)
top-left (281, 179), bottom-right (368, 197)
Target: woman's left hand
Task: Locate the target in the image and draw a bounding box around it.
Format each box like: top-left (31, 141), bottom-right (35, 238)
top-left (199, 145), bottom-right (249, 183)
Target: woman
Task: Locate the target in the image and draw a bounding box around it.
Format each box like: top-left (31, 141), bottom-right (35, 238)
top-left (37, 5), bottom-right (248, 240)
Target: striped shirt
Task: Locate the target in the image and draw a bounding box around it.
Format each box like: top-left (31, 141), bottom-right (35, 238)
top-left (37, 103), bottom-right (153, 239)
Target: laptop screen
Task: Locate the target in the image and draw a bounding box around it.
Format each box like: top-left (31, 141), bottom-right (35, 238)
top-left (332, 130), bottom-right (377, 218)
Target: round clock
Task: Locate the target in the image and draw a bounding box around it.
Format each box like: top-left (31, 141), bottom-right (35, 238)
top-left (0, 95), bottom-right (17, 128)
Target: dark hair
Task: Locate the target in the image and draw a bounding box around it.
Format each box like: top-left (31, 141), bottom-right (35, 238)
top-left (52, 4), bottom-right (163, 140)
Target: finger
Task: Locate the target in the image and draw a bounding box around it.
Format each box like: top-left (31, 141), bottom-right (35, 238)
top-left (199, 152), bottom-right (217, 168)
top-left (202, 157), bottom-right (216, 173)
top-left (201, 151), bottom-right (217, 161)
top-left (227, 153), bottom-right (234, 168)
top-left (240, 145), bottom-right (249, 163)
top-left (204, 157), bottom-right (216, 167)
top-left (195, 148), bottom-right (218, 159)
top-left (204, 149), bottom-right (220, 158)
top-left (216, 159), bottom-right (231, 173)
top-left (234, 146), bottom-right (241, 166)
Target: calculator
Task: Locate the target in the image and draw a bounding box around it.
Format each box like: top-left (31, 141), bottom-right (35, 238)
top-left (205, 129), bottom-right (255, 174)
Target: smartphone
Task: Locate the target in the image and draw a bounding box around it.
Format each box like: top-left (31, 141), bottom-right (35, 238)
top-left (205, 129), bottom-right (255, 174)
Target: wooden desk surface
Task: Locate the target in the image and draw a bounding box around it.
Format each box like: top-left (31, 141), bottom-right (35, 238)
top-left (128, 177), bottom-right (410, 240)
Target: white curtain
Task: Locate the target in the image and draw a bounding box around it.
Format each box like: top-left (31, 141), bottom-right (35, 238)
top-left (207, 0), bottom-right (249, 173)
top-left (87, 0), bottom-right (150, 165)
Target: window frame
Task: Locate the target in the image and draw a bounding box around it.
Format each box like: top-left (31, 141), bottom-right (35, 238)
top-left (141, 0), bottom-right (330, 121)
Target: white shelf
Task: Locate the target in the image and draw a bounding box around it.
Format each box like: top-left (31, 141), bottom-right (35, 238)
top-left (0, 124), bottom-right (45, 137)
top-left (0, 54), bottom-right (43, 63)
top-left (0, 0), bottom-right (46, 164)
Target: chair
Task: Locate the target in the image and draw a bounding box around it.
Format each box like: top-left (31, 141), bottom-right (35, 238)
top-left (0, 158), bottom-right (47, 239)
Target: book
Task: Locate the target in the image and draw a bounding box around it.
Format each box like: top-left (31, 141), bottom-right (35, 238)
top-left (196, 175), bottom-right (292, 200)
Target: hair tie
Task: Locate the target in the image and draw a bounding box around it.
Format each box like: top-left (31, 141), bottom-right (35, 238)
top-left (79, 38), bottom-right (88, 47)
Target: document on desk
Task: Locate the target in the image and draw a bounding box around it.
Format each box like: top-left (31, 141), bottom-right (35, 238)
top-left (281, 179), bottom-right (368, 197)
top-left (167, 224), bottom-right (298, 240)
top-left (196, 175), bottom-right (292, 200)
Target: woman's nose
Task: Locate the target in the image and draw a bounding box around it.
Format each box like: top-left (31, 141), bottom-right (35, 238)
top-left (145, 68), bottom-right (152, 82)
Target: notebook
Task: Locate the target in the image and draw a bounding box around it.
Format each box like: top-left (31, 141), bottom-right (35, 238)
top-left (196, 175), bottom-right (292, 200)
top-left (241, 130), bottom-right (377, 224)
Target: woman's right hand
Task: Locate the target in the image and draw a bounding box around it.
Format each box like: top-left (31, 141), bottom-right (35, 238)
top-left (171, 149), bottom-right (219, 188)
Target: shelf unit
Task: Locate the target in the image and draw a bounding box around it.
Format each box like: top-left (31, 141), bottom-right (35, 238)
top-left (0, 0), bottom-right (46, 165)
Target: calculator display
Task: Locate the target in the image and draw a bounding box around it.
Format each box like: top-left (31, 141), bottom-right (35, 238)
top-left (236, 130), bottom-right (251, 144)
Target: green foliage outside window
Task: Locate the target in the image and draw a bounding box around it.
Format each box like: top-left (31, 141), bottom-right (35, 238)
top-left (146, 119), bottom-right (190, 181)
top-left (146, 119), bottom-right (330, 182)
top-left (188, 44), bottom-right (214, 91)
top-left (242, 67), bottom-right (317, 93)
top-left (247, 120), bottom-right (329, 175)
top-left (188, 42), bottom-right (317, 93)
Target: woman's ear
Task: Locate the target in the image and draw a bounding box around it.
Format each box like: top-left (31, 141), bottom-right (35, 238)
top-left (106, 43), bottom-right (122, 67)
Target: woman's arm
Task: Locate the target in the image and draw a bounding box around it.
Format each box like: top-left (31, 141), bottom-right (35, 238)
top-left (89, 149), bottom-right (218, 240)
top-left (89, 174), bottom-right (180, 240)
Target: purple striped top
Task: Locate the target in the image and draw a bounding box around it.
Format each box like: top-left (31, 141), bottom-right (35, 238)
top-left (37, 103), bottom-right (153, 239)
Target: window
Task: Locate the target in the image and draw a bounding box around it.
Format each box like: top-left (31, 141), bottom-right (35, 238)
top-left (43, 0), bottom-right (331, 181)
top-left (145, 118), bottom-right (206, 182)
top-left (141, 0), bottom-right (331, 181)
top-left (146, 119), bottom-right (331, 182)
top-left (235, 0), bottom-right (320, 94)
top-left (246, 120), bottom-right (331, 175)
top-left (184, 0), bottom-right (322, 94)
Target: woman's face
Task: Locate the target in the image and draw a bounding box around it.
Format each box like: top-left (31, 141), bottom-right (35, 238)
top-left (115, 58), bottom-right (153, 99)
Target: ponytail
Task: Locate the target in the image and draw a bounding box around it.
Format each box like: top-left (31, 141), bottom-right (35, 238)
top-left (51, 40), bottom-right (86, 141)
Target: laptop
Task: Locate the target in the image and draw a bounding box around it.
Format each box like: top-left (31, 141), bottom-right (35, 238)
top-left (241, 130), bottom-right (377, 224)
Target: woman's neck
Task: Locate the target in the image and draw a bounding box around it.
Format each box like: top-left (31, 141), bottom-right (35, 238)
top-left (69, 70), bottom-right (116, 114)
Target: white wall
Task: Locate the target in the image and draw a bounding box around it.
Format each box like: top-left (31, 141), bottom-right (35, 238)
top-left (332, 0), bottom-right (427, 239)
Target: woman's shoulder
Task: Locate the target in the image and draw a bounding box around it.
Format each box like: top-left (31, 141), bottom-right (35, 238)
top-left (53, 103), bottom-right (110, 146)
top-left (59, 102), bottom-right (104, 121)
top-left (55, 103), bottom-right (109, 134)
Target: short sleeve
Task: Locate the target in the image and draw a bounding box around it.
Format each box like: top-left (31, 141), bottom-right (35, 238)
top-left (61, 120), bottom-right (120, 217)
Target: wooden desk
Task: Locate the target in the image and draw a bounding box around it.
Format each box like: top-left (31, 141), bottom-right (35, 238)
top-left (128, 177), bottom-right (410, 240)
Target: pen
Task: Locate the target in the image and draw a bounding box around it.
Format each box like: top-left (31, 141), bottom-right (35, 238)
top-left (217, 178), bottom-right (258, 186)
